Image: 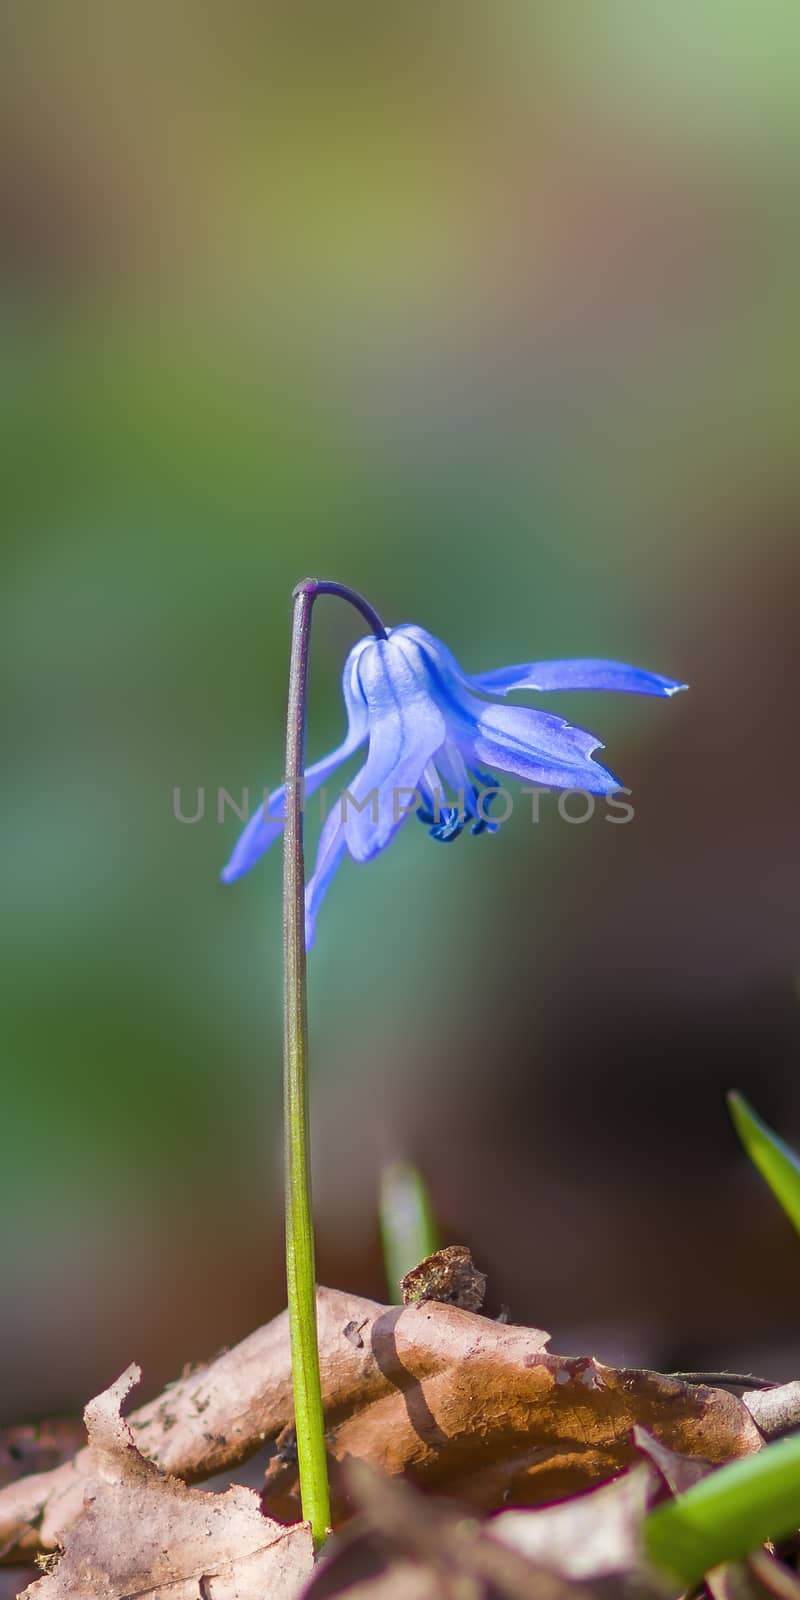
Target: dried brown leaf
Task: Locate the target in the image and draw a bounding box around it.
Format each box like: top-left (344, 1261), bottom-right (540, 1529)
top-left (743, 1384), bottom-right (800, 1440)
top-left (304, 1466), bottom-right (673, 1600)
top-left (262, 1300), bottom-right (764, 1525)
top-left (490, 1464), bottom-right (656, 1580)
top-left (0, 1289), bottom-right (767, 1562)
top-left (631, 1424), bottom-right (713, 1495)
top-left (18, 1365), bottom-right (314, 1600)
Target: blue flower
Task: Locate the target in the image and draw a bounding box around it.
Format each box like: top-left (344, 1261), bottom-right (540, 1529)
top-left (222, 625), bottom-right (686, 946)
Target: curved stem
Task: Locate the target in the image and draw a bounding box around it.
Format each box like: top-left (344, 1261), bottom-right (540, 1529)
top-left (282, 578), bottom-right (384, 1550)
top-left (293, 577), bottom-right (388, 640)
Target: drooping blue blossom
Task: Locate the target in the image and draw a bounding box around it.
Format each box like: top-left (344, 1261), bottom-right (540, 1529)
top-left (222, 625), bottom-right (686, 946)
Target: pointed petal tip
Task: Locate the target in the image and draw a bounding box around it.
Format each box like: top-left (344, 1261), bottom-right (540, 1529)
top-left (582, 739), bottom-right (623, 795)
top-left (585, 746), bottom-right (624, 795)
top-left (664, 681), bottom-right (689, 697)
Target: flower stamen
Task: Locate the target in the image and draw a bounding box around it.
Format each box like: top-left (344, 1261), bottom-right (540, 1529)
top-left (470, 768), bottom-right (501, 835)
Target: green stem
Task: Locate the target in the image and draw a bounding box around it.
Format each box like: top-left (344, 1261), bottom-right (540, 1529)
top-left (283, 581), bottom-right (330, 1550)
top-left (282, 578), bottom-right (387, 1551)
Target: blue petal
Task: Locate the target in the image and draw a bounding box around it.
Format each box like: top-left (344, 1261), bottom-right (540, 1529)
top-left (343, 636), bottom-right (446, 862)
top-left (393, 627), bottom-right (619, 792)
top-left (458, 700), bottom-right (621, 793)
top-left (221, 639), bottom-right (370, 883)
top-left (304, 809), bottom-right (346, 949)
top-left (394, 626), bottom-right (686, 699)
top-left (466, 658), bottom-right (687, 698)
top-left (220, 803), bottom-right (286, 884)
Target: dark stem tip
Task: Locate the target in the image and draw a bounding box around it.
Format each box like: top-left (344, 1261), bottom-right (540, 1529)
top-left (292, 578), bottom-right (388, 639)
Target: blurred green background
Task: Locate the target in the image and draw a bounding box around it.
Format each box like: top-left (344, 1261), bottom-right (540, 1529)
top-left (2, 4), bottom-right (799, 1423)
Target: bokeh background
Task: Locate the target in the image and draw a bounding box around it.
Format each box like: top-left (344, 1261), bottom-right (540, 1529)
top-left (2, 4), bottom-right (799, 1428)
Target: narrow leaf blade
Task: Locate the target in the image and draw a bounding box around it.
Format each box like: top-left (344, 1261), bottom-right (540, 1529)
top-left (379, 1163), bottom-right (439, 1302)
top-left (727, 1091), bottom-right (800, 1234)
top-left (645, 1431), bottom-right (800, 1585)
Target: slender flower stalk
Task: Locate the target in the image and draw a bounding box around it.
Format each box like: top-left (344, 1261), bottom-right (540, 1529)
top-left (282, 578), bottom-right (386, 1550)
top-left (231, 576), bottom-right (684, 1550)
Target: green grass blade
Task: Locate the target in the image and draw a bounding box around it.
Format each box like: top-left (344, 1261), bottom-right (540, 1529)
top-left (379, 1163), bottom-right (439, 1302)
top-left (727, 1091), bottom-right (800, 1234)
top-left (645, 1432), bottom-right (800, 1585)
